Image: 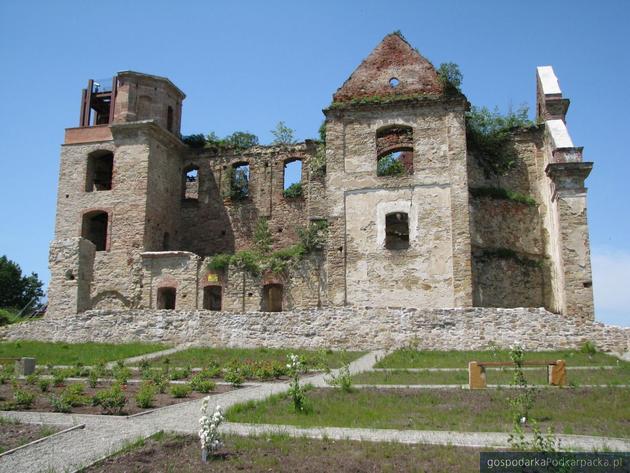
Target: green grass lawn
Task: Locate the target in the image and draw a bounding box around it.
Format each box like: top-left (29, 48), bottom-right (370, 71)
top-left (142, 347), bottom-right (365, 369)
top-left (0, 340), bottom-right (169, 366)
top-left (352, 366), bottom-right (630, 386)
top-left (226, 387), bottom-right (630, 438)
top-left (375, 349), bottom-right (626, 369)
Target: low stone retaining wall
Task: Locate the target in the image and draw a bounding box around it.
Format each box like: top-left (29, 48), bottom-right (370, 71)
top-left (1, 307), bottom-right (628, 352)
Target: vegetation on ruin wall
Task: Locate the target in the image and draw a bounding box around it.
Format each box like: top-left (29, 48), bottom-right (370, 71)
top-left (181, 131), bottom-right (259, 151)
top-left (283, 182), bottom-right (303, 199)
top-left (478, 247), bottom-right (544, 269)
top-left (309, 122), bottom-right (327, 177)
top-left (208, 219), bottom-right (328, 276)
top-left (466, 105), bottom-right (536, 176)
top-left (469, 186), bottom-right (537, 206)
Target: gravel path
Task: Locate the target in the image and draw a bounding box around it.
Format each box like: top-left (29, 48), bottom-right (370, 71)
top-left (106, 342), bottom-right (193, 368)
top-left (215, 423), bottom-right (630, 452)
top-left (370, 366), bottom-right (622, 372)
top-left (1, 348), bottom-right (627, 472)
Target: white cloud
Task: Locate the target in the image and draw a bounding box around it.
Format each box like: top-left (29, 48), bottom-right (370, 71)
top-left (591, 246), bottom-right (630, 326)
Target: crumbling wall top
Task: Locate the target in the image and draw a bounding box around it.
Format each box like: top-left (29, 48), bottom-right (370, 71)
top-left (332, 33), bottom-right (443, 103)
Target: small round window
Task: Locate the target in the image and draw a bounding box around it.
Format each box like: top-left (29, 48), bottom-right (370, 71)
top-left (389, 77), bottom-right (400, 88)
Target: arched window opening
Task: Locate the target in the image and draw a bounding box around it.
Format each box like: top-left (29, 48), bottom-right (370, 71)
top-left (230, 162), bottom-right (250, 200)
top-left (283, 159), bottom-right (303, 199)
top-left (385, 212), bottom-right (409, 250)
top-left (81, 211), bottom-right (108, 251)
top-left (376, 125), bottom-right (414, 176)
top-left (162, 232), bottom-right (170, 250)
top-left (167, 106), bottom-right (174, 132)
top-left (262, 284), bottom-right (283, 312)
top-left (183, 166), bottom-right (199, 200)
top-left (157, 287), bottom-right (176, 310)
top-left (85, 151), bottom-right (113, 191)
top-left (203, 286), bottom-right (222, 311)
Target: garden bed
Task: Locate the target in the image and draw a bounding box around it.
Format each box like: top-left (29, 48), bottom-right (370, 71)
top-left (375, 349), bottom-right (626, 369)
top-left (0, 380), bottom-right (234, 416)
top-left (140, 347), bottom-right (364, 369)
top-left (82, 432), bottom-right (482, 472)
top-left (0, 418), bottom-right (61, 453)
top-left (226, 387), bottom-right (630, 437)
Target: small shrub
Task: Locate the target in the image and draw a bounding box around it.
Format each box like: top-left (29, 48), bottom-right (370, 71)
top-left (169, 367), bottom-right (191, 381)
top-left (25, 373), bottom-right (39, 385)
top-left (88, 369), bottom-right (99, 388)
top-left (224, 368), bottom-right (244, 387)
top-left (466, 105), bottom-right (535, 176)
top-left (437, 62), bottom-right (463, 94)
top-left (191, 374), bottom-right (216, 393)
top-left (287, 354), bottom-right (308, 413)
top-left (113, 366), bottom-right (131, 385)
top-left (580, 341), bottom-right (598, 357)
top-left (271, 121), bottom-right (296, 145)
top-left (135, 382), bottom-right (156, 409)
top-left (52, 370), bottom-right (67, 387)
top-left (208, 253), bottom-right (232, 272)
top-left (147, 369), bottom-right (169, 394)
top-left (94, 360), bottom-right (108, 378)
top-left (200, 366), bottom-right (222, 379)
top-left (182, 134), bottom-right (207, 148)
top-left (377, 154), bottom-right (406, 177)
top-left (55, 384), bottom-right (89, 407)
top-left (37, 378), bottom-right (51, 393)
top-left (296, 220), bottom-right (328, 252)
top-left (283, 182), bottom-right (303, 199)
top-left (50, 394), bottom-right (72, 413)
top-left (170, 384), bottom-right (192, 398)
top-left (73, 362), bottom-right (90, 377)
top-left (326, 363), bottom-right (353, 393)
top-left (93, 383), bottom-right (127, 415)
top-left (13, 387), bottom-right (36, 409)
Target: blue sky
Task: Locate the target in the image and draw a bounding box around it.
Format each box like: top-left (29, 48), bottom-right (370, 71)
top-left (0, 0), bottom-right (628, 326)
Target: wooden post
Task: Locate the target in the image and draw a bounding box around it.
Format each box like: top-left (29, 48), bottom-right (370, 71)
top-left (468, 361), bottom-right (486, 389)
top-left (549, 359), bottom-right (566, 386)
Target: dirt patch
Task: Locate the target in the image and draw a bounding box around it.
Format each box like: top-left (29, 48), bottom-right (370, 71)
top-left (0, 422), bottom-right (60, 453)
top-left (0, 381), bottom-right (235, 416)
top-left (83, 433), bottom-right (481, 472)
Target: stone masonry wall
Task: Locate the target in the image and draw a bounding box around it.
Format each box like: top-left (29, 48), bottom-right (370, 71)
top-left (2, 307), bottom-right (627, 353)
top-left (179, 143), bottom-right (316, 257)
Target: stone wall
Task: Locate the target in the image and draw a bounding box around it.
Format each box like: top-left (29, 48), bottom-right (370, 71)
top-left (2, 307), bottom-right (627, 353)
top-left (178, 143), bottom-right (316, 258)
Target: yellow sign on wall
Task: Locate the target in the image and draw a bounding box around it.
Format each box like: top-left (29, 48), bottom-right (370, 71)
top-left (207, 274), bottom-right (219, 283)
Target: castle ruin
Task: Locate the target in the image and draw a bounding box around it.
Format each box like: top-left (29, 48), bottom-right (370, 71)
top-left (47, 33), bottom-right (595, 325)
